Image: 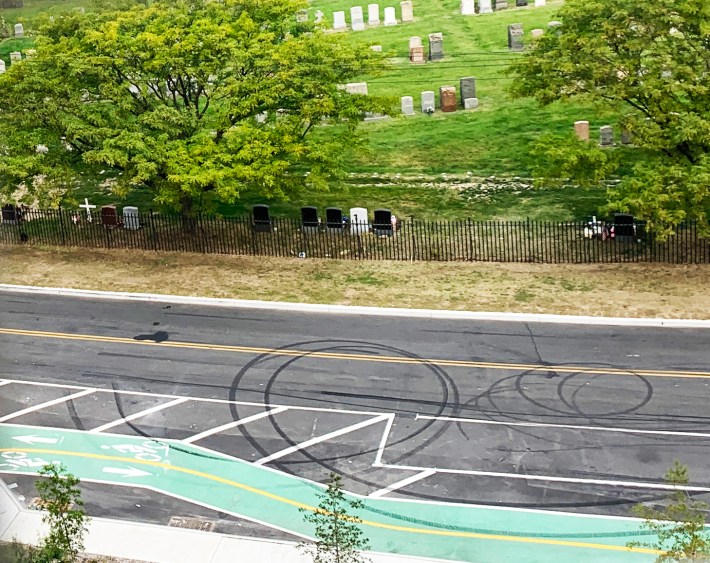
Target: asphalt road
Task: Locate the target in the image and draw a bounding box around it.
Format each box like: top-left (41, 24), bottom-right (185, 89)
top-left (1, 291), bottom-right (710, 539)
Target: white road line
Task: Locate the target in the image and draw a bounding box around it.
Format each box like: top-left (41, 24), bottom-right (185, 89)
top-left (416, 414), bottom-right (710, 438)
top-left (182, 407), bottom-right (288, 444)
top-left (255, 414), bottom-right (391, 466)
top-left (0, 389), bottom-right (96, 423)
top-left (0, 381), bottom-right (11, 387)
top-left (0, 377), bottom-right (382, 416)
top-left (380, 463), bottom-right (710, 493)
top-left (89, 398), bottom-right (189, 433)
top-left (374, 412), bottom-right (395, 466)
top-left (369, 469), bottom-right (436, 498)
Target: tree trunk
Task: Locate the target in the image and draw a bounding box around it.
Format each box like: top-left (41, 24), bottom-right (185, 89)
top-left (180, 194), bottom-right (197, 234)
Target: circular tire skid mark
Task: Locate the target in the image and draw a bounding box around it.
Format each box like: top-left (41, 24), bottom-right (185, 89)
top-left (228, 339), bottom-right (461, 496)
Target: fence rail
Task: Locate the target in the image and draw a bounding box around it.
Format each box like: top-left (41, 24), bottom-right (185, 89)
top-left (1, 208), bottom-right (708, 263)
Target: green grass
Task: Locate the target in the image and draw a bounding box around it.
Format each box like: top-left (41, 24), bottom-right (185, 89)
top-left (0, 36), bottom-right (33, 63)
top-left (0, 0), bottom-right (95, 22)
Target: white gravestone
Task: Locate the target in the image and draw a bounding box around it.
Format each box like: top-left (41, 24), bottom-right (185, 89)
top-left (0, 60), bottom-right (5, 74)
top-left (400, 0), bottom-right (414, 22)
top-left (333, 11), bottom-right (347, 30)
top-left (14, 23), bottom-right (23, 38)
top-left (401, 96), bottom-right (415, 115)
top-left (383, 6), bottom-right (397, 26)
top-left (534, 0), bottom-right (545, 6)
top-left (345, 82), bottom-right (369, 95)
top-left (9, 52), bottom-right (22, 63)
top-left (464, 98), bottom-right (479, 109)
top-left (350, 207), bottom-right (369, 234)
top-left (421, 90), bottom-right (435, 112)
top-left (368, 4), bottom-right (380, 25)
top-left (531, 28), bottom-right (544, 39)
top-left (478, 0), bottom-right (493, 13)
top-left (350, 6), bottom-right (365, 31)
top-left (370, 45), bottom-right (382, 51)
top-left (123, 206), bottom-right (140, 230)
top-left (461, 0), bottom-right (476, 15)
top-left (314, 10), bottom-right (324, 23)
top-left (409, 36), bottom-right (422, 49)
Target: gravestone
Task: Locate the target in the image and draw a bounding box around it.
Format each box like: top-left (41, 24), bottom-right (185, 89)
top-left (421, 90), bottom-right (435, 112)
top-left (252, 204), bottom-right (272, 232)
top-left (315, 10), bottom-right (324, 23)
top-left (14, 23), bottom-right (23, 38)
top-left (461, 0), bottom-right (475, 14)
top-left (614, 214), bottom-right (635, 241)
top-left (479, 0), bottom-right (493, 14)
top-left (400, 0), bottom-right (414, 22)
top-left (531, 28), bottom-right (544, 39)
top-left (460, 77), bottom-right (476, 106)
top-left (345, 82), bottom-right (369, 95)
top-left (296, 9), bottom-right (308, 22)
top-left (25, 49), bottom-right (36, 59)
top-left (373, 209), bottom-right (393, 236)
top-left (1, 204), bottom-right (17, 225)
top-left (508, 23), bottom-right (523, 48)
top-left (534, 0), bottom-right (545, 6)
top-left (371, 45), bottom-right (382, 51)
top-left (409, 46), bottom-right (425, 63)
top-left (516, 0), bottom-right (528, 5)
top-left (0, 60), bottom-right (5, 74)
top-left (401, 96), bottom-right (415, 115)
top-left (409, 36), bottom-right (422, 49)
top-left (256, 112), bottom-right (267, 124)
top-left (508, 28), bottom-right (524, 51)
top-left (368, 3), bottom-right (380, 25)
top-left (301, 206), bottom-right (319, 234)
top-left (122, 206), bottom-right (140, 230)
top-left (326, 207), bottom-right (344, 232)
top-left (600, 125), bottom-right (614, 146)
top-left (574, 120), bottom-right (590, 141)
top-left (9, 52), bottom-right (22, 63)
top-left (428, 33), bottom-right (444, 60)
top-left (495, 0), bottom-right (509, 9)
top-left (349, 207), bottom-right (369, 235)
top-left (383, 6), bottom-right (397, 26)
top-left (350, 6), bottom-right (365, 31)
top-left (101, 205), bottom-right (118, 227)
top-left (333, 11), bottom-right (347, 30)
top-left (621, 130), bottom-right (632, 145)
top-left (464, 97), bottom-right (479, 109)
top-left (439, 86), bottom-right (457, 112)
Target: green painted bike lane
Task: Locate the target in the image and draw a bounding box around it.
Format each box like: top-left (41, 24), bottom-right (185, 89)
top-left (0, 423), bottom-right (659, 562)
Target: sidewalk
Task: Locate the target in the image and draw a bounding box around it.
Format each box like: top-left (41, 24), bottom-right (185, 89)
top-left (0, 480), bottom-right (448, 563)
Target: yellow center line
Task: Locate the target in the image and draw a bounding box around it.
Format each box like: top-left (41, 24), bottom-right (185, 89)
top-left (1, 326), bottom-right (708, 379)
top-left (0, 446), bottom-right (661, 555)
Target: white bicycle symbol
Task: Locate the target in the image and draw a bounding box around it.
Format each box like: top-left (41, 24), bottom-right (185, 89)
top-left (100, 440), bottom-right (169, 462)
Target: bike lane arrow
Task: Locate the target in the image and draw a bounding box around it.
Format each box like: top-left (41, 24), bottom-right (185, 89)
top-left (102, 466), bottom-right (151, 478)
top-left (12, 435), bottom-right (61, 445)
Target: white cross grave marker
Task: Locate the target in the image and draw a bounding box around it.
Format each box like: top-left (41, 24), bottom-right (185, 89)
top-left (79, 198), bottom-right (96, 223)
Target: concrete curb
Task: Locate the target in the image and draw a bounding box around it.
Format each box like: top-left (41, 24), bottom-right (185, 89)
top-left (1, 283), bottom-right (709, 328)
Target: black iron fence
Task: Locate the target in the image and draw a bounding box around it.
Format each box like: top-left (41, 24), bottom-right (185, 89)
top-left (0, 208), bottom-right (708, 263)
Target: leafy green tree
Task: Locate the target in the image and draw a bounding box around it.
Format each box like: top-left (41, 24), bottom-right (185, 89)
top-left (300, 473), bottom-right (370, 563)
top-left (628, 460), bottom-right (710, 562)
top-left (510, 0), bottom-right (710, 235)
top-left (0, 0), bottom-right (392, 219)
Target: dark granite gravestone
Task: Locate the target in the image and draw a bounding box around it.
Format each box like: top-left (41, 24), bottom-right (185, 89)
top-left (614, 213), bottom-right (635, 242)
top-left (2, 204), bottom-right (18, 225)
top-left (460, 77), bottom-right (476, 107)
top-left (326, 207), bottom-right (344, 233)
top-left (428, 33), bottom-right (444, 61)
top-left (508, 23), bottom-right (524, 51)
top-left (101, 205), bottom-right (118, 227)
top-left (373, 209), bottom-right (393, 237)
top-left (252, 204), bottom-right (272, 233)
top-left (301, 206), bottom-right (319, 234)
top-left (516, 0), bottom-right (528, 5)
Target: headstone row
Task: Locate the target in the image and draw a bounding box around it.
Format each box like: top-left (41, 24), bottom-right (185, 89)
top-left (573, 122), bottom-right (632, 146)
top-left (332, 1), bottom-right (413, 31)
top-left (401, 78), bottom-right (478, 114)
top-left (461, 0), bottom-right (543, 15)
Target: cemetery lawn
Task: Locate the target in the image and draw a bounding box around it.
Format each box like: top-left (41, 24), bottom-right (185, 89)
top-left (2, 245), bottom-right (709, 319)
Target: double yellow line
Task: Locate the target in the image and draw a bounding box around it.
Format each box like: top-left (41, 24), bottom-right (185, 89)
top-left (0, 446), bottom-right (661, 555)
top-left (1, 326), bottom-right (709, 379)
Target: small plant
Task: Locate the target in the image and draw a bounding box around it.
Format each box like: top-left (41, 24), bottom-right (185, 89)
top-left (628, 460), bottom-right (710, 562)
top-left (299, 473), bottom-right (370, 563)
top-left (34, 463), bottom-right (90, 563)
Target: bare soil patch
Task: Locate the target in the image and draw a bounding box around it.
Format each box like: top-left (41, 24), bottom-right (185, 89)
top-left (1, 245), bottom-right (708, 319)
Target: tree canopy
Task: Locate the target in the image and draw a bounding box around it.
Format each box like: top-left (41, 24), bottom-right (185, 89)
top-left (0, 0), bottom-right (392, 213)
top-left (510, 0), bottom-right (710, 234)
